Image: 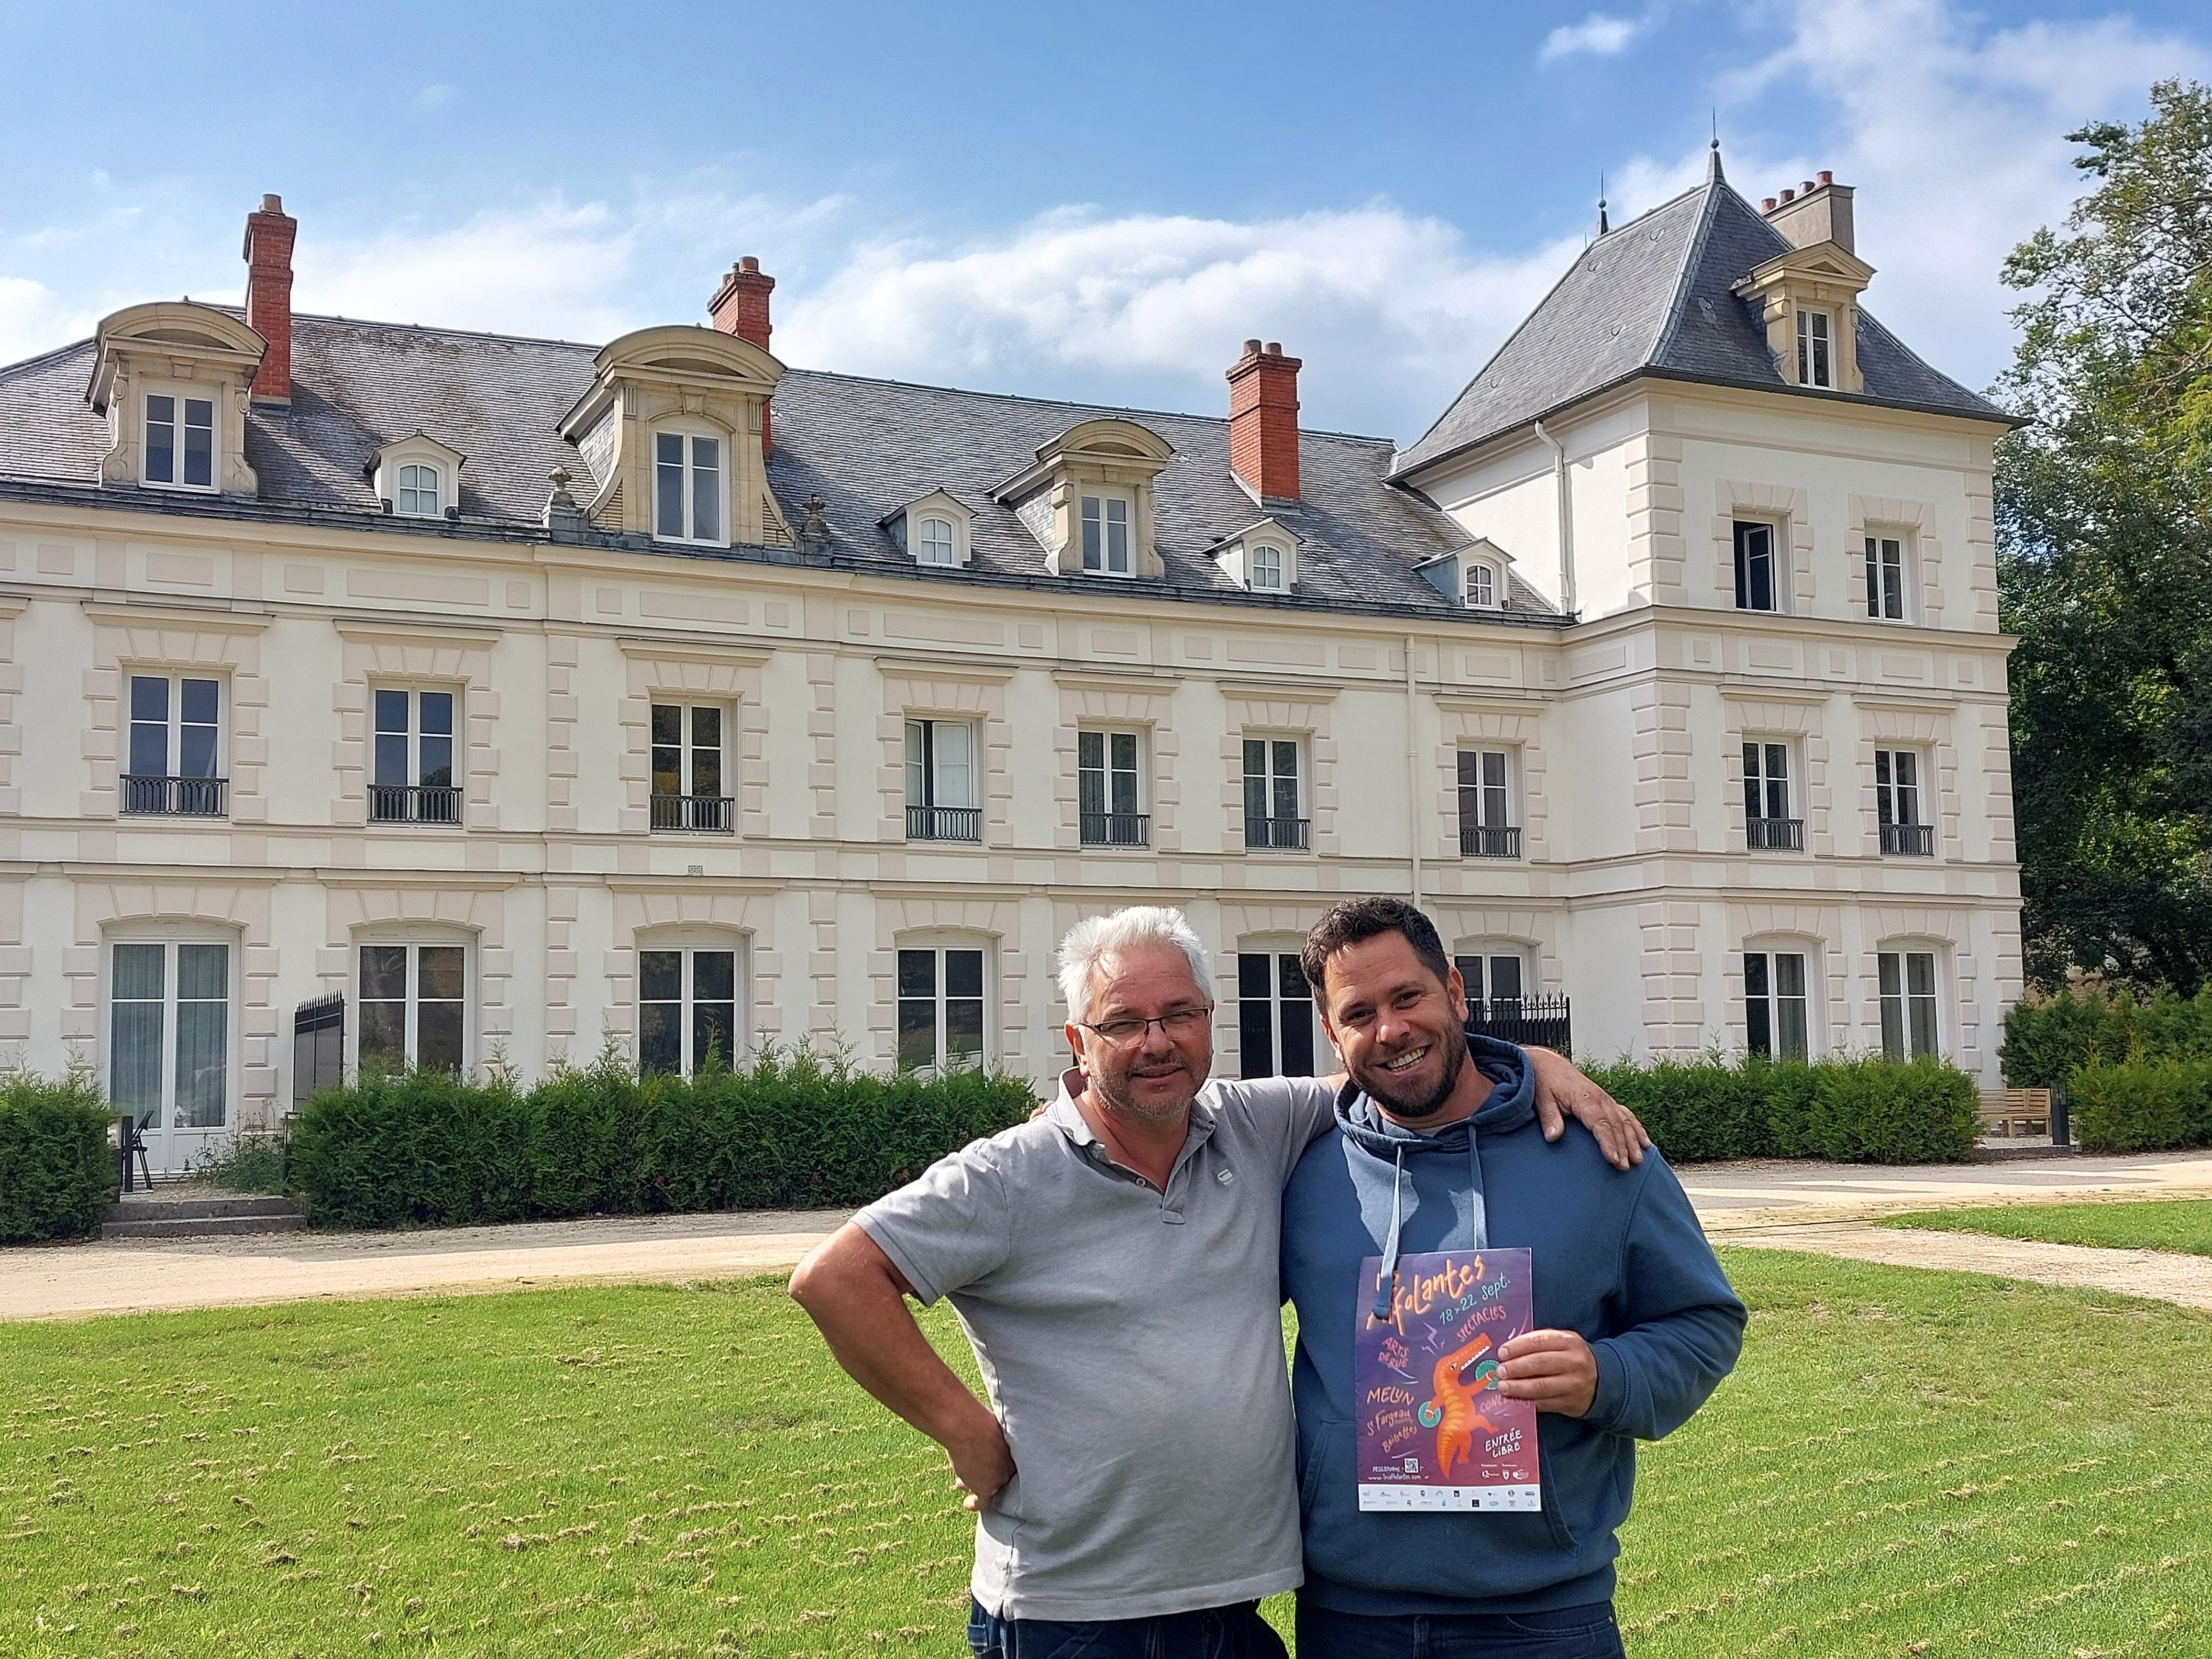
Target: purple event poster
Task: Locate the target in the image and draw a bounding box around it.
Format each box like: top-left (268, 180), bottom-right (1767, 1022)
top-left (1354, 1247), bottom-right (1540, 1512)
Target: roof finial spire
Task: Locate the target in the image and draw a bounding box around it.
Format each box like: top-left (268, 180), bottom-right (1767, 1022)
top-left (1595, 172), bottom-right (1609, 236)
top-left (1708, 112), bottom-right (1725, 183)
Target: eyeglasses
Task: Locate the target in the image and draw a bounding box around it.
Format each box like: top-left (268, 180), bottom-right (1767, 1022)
top-left (1077, 1005), bottom-right (1215, 1046)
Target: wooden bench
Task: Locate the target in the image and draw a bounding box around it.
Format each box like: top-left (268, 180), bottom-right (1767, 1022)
top-left (1978, 1088), bottom-right (2052, 1139)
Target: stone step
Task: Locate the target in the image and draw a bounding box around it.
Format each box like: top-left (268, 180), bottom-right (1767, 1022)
top-left (104, 1192), bottom-right (301, 1223)
top-left (100, 1212), bottom-right (309, 1240)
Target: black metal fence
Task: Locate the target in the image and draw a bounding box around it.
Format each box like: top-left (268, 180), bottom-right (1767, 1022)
top-left (1880, 822), bottom-right (1934, 856)
top-left (1746, 816), bottom-right (1805, 851)
top-left (907, 804), bottom-right (982, 841)
top-left (1244, 815), bottom-right (1311, 850)
top-left (293, 994), bottom-right (345, 1110)
top-left (1466, 993), bottom-right (1571, 1053)
top-left (369, 783), bottom-right (463, 824)
top-left (121, 774), bottom-right (228, 816)
top-left (652, 793), bottom-right (734, 832)
top-left (1080, 811), bottom-right (1150, 847)
top-left (1460, 823), bottom-right (1522, 858)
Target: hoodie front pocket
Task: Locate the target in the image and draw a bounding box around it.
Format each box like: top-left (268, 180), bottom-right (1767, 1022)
top-left (1536, 1456), bottom-right (1579, 1559)
top-left (1299, 1422), bottom-right (1346, 1517)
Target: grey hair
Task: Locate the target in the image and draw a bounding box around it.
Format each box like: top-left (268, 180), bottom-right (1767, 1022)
top-left (1055, 906), bottom-right (1213, 1026)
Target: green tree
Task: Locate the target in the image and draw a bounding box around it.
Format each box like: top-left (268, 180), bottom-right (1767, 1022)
top-left (1998, 79), bottom-right (2212, 991)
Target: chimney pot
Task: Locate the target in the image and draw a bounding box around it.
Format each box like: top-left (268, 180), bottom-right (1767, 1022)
top-left (708, 257), bottom-right (777, 455)
top-left (1226, 338), bottom-right (1302, 503)
top-left (1779, 188), bottom-right (1796, 203)
top-left (1816, 170), bottom-right (1833, 187)
top-left (243, 193), bottom-right (299, 405)
top-left (1762, 197), bottom-right (1777, 212)
top-left (1801, 179), bottom-right (1815, 195)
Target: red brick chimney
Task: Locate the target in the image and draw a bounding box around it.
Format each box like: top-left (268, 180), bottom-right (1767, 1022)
top-left (709, 257), bottom-right (776, 453)
top-left (1226, 339), bottom-right (1301, 503)
top-left (242, 193), bottom-right (297, 405)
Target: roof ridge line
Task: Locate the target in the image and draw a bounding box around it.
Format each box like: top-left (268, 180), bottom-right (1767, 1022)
top-left (1647, 177), bottom-right (1736, 371)
top-left (0, 334), bottom-right (97, 379)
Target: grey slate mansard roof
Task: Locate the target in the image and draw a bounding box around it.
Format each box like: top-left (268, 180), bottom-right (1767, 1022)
top-left (1392, 161), bottom-right (2015, 480)
top-left (0, 307), bottom-right (1558, 624)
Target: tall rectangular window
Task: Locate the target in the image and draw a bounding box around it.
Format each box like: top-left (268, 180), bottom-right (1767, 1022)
top-left (1743, 741), bottom-right (1800, 849)
top-left (638, 947), bottom-right (739, 1075)
top-left (1875, 749), bottom-right (1931, 855)
top-left (110, 940), bottom-right (229, 1131)
top-left (1864, 533), bottom-right (1905, 619)
top-left (144, 393), bottom-right (214, 489)
top-left (1457, 750), bottom-right (1517, 857)
top-left (650, 703), bottom-right (729, 831)
top-left (1243, 738), bottom-right (1306, 849)
top-left (370, 688), bottom-right (459, 823)
top-left (654, 432), bottom-right (722, 543)
top-left (1239, 952), bottom-right (1315, 1079)
top-left (1744, 951), bottom-right (1810, 1061)
top-left (396, 463), bottom-right (442, 518)
top-left (1879, 951), bottom-right (1940, 1060)
top-left (905, 719), bottom-right (980, 841)
top-left (1455, 953), bottom-right (1524, 1019)
top-left (357, 942), bottom-right (467, 1075)
top-left (896, 947), bottom-right (985, 1072)
top-left (1079, 730), bottom-right (1146, 845)
top-left (123, 674), bottom-right (224, 816)
top-left (1081, 494), bottom-right (1131, 575)
top-left (1733, 520), bottom-right (1778, 611)
top-left (1796, 310), bottom-right (1832, 387)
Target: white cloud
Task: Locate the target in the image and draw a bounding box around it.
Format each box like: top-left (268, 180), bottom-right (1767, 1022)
top-left (1541, 12), bottom-right (1646, 62)
top-left (0, 275), bottom-right (85, 369)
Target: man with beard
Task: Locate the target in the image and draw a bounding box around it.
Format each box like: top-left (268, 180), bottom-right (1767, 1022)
top-left (789, 905), bottom-right (1648, 1658)
top-left (1281, 897), bottom-right (1744, 1656)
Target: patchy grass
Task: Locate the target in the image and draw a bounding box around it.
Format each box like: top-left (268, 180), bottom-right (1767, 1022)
top-left (2, 1253), bottom-right (2209, 1657)
top-left (1880, 1197), bottom-right (2212, 1257)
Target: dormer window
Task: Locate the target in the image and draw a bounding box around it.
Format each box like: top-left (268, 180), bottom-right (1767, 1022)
top-left (1465, 562), bottom-right (1497, 608)
top-left (654, 430), bottom-right (725, 545)
top-left (1082, 493), bottom-right (1133, 576)
top-left (145, 393), bottom-right (215, 491)
top-left (1796, 310), bottom-right (1833, 388)
top-left (918, 516), bottom-right (956, 566)
top-left (1250, 543), bottom-right (1285, 592)
top-left (396, 463), bottom-right (442, 518)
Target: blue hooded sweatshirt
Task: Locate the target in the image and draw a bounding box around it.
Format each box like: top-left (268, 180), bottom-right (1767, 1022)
top-left (1281, 1035), bottom-right (1746, 1615)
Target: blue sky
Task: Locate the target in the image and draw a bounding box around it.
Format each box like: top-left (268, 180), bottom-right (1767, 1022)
top-left (1, 0), bottom-right (2204, 441)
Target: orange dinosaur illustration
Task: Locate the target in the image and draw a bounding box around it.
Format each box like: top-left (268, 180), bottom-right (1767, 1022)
top-left (1417, 1333), bottom-right (1500, 1480)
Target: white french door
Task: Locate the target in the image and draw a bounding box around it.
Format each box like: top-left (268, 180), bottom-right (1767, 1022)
top-left (109, 939), bottom-right (232, 1174)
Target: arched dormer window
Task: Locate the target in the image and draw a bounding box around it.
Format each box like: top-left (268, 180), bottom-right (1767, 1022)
top-left (397, 463), bottom-right (441, 518)
top-left (88, 301), bottom-right (266, 498)
top-left (1465, 562), bottom-right (1497, 608)
top-left (653, 426), bottom-right (727, 546)
top-left (992, 418), bottom-right (1172, 580)
top-left (1250, 543), bottom-right (1285, 592)
top-left (918, 516), bottom-right (956, 566)
top-left (1206, 516), bottom-right (1299, 594)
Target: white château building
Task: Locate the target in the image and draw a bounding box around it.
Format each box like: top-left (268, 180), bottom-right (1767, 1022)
top-left (0, 151), bottom-right (2023, 1172)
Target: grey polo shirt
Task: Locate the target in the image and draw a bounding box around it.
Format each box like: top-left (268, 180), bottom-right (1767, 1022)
top-left (855, 1070), bottom-right (1337, 1622)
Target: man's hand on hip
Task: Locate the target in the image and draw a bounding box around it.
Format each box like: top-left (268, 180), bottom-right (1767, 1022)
top-left (949, 1420), bottom-right (1018, 1513)
top-left (1525, 1046), bottom-right (1652, 1170)
top-left (1495, 1328), bottom-right (1599, 1417)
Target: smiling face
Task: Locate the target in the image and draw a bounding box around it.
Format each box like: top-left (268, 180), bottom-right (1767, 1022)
top-left (1066, 941), bottom-right (1216, 1123)
top-left (1314, 930), bottom-right (1477, 1124)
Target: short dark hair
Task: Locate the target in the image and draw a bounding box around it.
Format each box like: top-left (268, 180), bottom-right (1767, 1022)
top-left (1301, 897), bottom-right (1454, 1006)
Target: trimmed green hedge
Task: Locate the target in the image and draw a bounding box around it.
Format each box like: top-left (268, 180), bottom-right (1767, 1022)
top-left (2000, 984), bottom-right (2212, 1088)
top-left (2070, 1058), bottom-right (2212, 1152)
top-left (290, 1048), bottom-right (1035, 1229)
top-left (0, 1073), bottom-right (116, 1243)
top-left (1583, 1054), bottom-right (1981, 1164)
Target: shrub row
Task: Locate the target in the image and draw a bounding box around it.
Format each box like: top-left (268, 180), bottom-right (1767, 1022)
top-left (1999, 983), bottom-right (2212, 1088)
top-left (0, 1073), bottom-right (116, 1243)
top-left (1582, 1054), bottom-right (1981, 1164)
top-left (290, 1047), bottom-right (1036, 1229)
top-left (2069, 1058), bottom-right (2212, 1153)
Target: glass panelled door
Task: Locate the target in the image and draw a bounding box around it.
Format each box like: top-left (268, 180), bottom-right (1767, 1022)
top-left (110, 940), bottom-right (230, 1173)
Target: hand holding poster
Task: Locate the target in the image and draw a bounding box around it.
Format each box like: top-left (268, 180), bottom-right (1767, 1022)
top-left (1355, 1247), bottom-right (1540, 1512)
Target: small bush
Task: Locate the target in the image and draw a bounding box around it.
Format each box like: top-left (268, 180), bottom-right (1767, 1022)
top-left (185, 1134), bottom-right (288, 1194)
top-left (291, 1046), bottom-right (1035, 1229)
top-left (1584, 1052), bottom-right (1980, 1165)
top-left (0, 1073), bottom-right (116, 1243)
top-left (2000, 983), bottom-right (2212, 1087)
top-left (2071, 1058), bottom-right (2212, 1153)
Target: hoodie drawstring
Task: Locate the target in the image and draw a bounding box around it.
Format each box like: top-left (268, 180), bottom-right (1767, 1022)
top-left (1370, 1131), bottom-right (1491, 1322)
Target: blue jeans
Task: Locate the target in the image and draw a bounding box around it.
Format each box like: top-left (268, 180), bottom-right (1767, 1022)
top-left (1294, 1600), bottom-right (1625, 1659)
top-left (967, 1598), bottom-right (1286, 1659)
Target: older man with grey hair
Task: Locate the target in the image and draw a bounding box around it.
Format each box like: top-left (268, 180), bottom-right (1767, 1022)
top-left (790, 906), bottom-right (1642, 1659)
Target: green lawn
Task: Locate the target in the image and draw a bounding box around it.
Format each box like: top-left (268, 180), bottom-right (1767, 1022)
top-left (1, 1250), bottom-right (2207, 1658)
top-left (1880, 1197), bottom-right (2212, 1257)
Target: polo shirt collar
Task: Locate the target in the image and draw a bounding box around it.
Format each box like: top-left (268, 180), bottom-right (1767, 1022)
top-left (1048, 1069), bottom-right (1218, 1163)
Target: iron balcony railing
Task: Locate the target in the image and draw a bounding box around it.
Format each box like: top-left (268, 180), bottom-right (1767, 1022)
top-left (1880, 822), bottom-right (1934, 857)
top-left (651, 793), bottom-right (734, 832)
top-left (1460, 823), bottom-right (1522, 859)
top-left (1080, 811), bottom-right (1150, 847)
top-left (1244, 815), bottom-right (1311, 851)
top-left (1466, 993), bottom-right (1571, 1053)
top-left (368, 783), bottom-right (464, 824)
top-left (120, 774), bottom-right (227, 817)
top-left (1746, 816), bottom-right (1805, 852)
top-left (907, 804), bottom-right (982, 842)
